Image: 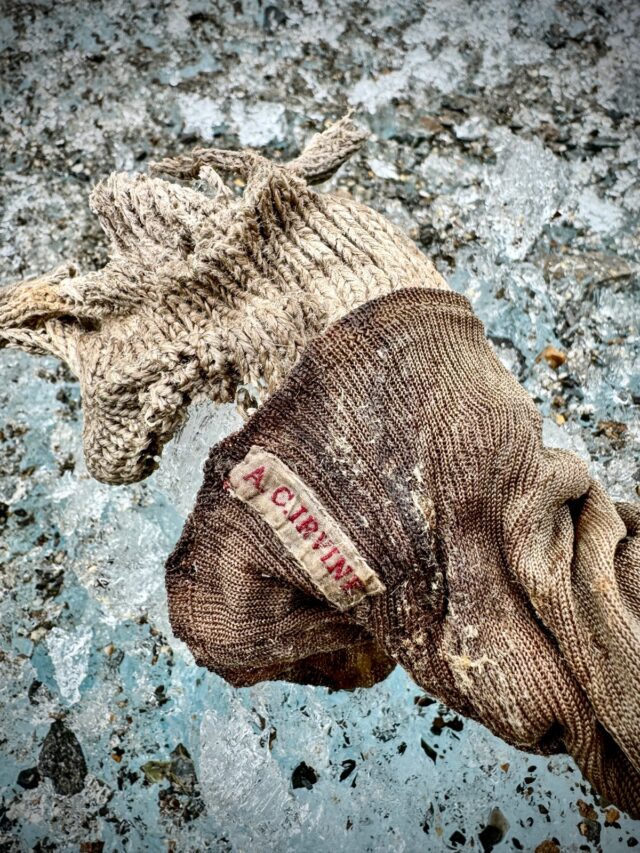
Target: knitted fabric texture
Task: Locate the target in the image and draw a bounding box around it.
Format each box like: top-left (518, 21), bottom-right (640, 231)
top-left (166, 287), bottom-right (640, 817)
top-left (0, 117), bottom-right (445, 484)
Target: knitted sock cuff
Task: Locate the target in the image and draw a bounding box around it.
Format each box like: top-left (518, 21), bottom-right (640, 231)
top-left (0, 117), bottom-right (446, 484)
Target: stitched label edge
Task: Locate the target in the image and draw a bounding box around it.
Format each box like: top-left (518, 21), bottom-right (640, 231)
top-left (226, 445), bottom-right (385, 611)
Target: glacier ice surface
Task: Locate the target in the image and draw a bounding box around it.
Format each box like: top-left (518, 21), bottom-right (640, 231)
top-left (1, 0), bottom-right (639, 850)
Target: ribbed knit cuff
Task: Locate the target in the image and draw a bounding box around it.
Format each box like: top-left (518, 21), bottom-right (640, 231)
top-left (0, 118), bottom-right (446, 484)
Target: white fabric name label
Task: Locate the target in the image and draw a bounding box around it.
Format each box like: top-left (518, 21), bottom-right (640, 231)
top-left (226, 445), bottom-right (385, 610)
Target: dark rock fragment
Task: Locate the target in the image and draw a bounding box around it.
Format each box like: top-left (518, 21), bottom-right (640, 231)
top-left (28, 680), bottom-right (43, 705)
top-left (291, 761), bottom-right (318, 790)
top-left (17, 767), bottom-right (40, 790)
top-left (140, 744), bottom-right (205, 825)
top-left (339, 759), bottom-right (356, 781)
top-left (479, 807), bottom-right (509, 851)
top-left (535, 841), bottom-right (560, 853)
top-left (431, 713), bottom-right (464, 735)
top-left (263, 5), bottom-right (287, 34)
top-left (168, 743), bottom-right (199, 794)
top-left (38, 720), bottom-right (87, 796)
top-left (420, 738), bottom-right (437, 762)
top-left (578, 817), bottom-right (601, 845)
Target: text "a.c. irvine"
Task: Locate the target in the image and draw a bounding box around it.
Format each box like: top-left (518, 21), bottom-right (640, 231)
top-left (225, 446), bottom-right (385, 610)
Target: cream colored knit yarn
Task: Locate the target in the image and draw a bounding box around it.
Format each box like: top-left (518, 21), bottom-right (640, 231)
top-left (0, 117), bottom-right (446, 484)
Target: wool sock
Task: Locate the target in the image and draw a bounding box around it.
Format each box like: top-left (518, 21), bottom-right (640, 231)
top-left (166, 287), bottom-right (640, 817)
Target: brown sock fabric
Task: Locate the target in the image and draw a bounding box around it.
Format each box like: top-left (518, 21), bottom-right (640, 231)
top-left (166, 287), bottom-right (640, 817)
